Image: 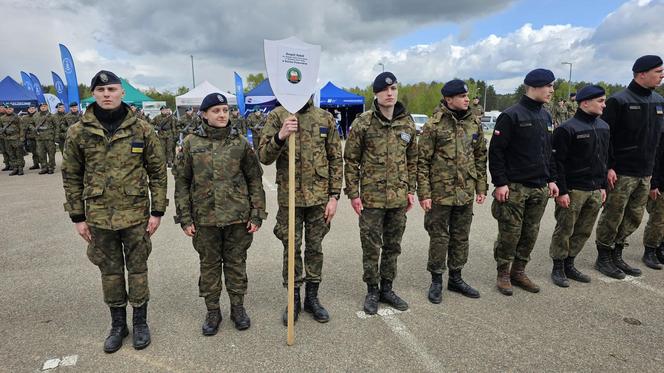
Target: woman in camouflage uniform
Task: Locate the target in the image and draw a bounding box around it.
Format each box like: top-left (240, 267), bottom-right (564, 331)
top-left (174, 93), bottom-right (266, 336)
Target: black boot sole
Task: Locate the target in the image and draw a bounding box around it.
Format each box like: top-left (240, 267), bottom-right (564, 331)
top-left (103, 329), bottom-right (129, 353)
top-left (497, 287), bottom-right (513, 296)
top-left (303, 306), bottom-right (330, 323)
top-left (133, 339), bottom-right (151, 350)
top-left (231, 318), bottom-right (251, 330)
top-left (594, 263), bottom-right (626, 279)
top-left (447, 284), bottom-right (480, 298)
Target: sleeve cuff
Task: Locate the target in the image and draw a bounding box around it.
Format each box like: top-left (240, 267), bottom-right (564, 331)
top-left (273, 133), bottom-right (285, 147)
top-left (70, 214), bottom-right (86, 223)
top-left (151, 211), bottom-right (165, 217)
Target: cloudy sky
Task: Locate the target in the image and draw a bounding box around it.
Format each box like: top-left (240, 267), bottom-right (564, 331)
top-left (1, 0), bottom-right (662, 94)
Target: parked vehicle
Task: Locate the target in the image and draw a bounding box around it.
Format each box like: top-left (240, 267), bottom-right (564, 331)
top-left (411, 114), bottom-right (429, 134)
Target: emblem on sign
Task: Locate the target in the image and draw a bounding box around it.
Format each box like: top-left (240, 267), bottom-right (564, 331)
top-left (63, 58), bottom-right (73, 74)
top-left (287, 68), bottom-right (302, 84)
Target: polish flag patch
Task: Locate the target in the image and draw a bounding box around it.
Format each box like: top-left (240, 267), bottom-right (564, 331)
top-left (494, 130), bottom-right (501, 136)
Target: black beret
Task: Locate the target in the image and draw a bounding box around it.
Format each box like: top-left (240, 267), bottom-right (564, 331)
top-left (524, 68), bottom-right (555, 87)
top-left (569, 92), bottom-right (576, 97)
top-left (200, 93), bottom-right (228, 112)
top-left (90, 70), bottom-right (121, 90)
top-left (575, 85), bottom-right (605, 102)
top-left (372, 72), bottom-right (397, 93)
top-left (56, 103), bottom-right (64, 108)
top-left (441, 79), bottom-right (468, 97)
top-left (632, 55), bottom-right (663, 73)
top-left (29, 103), bottom-right (36, 108)
top-left (39, 102), bottom-right (48, 106)
top-left (69, 101), bottom-right (78, 107)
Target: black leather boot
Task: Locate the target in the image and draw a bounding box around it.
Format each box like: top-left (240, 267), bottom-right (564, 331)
top-left (551, 259), bottom-right (569, 287)
top-left (657, 243), bottom-right (664, 264)
top-left (8, 168), bottom-right (18, 176)
top-left (230, 305), bottom-right (251, 330)
top-left (448, 269), bottom-right (480, 298)
top-left (281, 287), bottom-right (301, 326)
top-left (132, 303), bottom-right (151, 349)
top-left (202, 308), bottom-right (222, 336)
top-left (303, 282), bottom-right (330, 323)
top-left (364, 284), bottom-right (379, 315)
top-left (594, 244), bottom-right (625, 279)
top-left (103, 307), bottom-right (128, 353)
top-left (564, 256), bottom-right (590, 283)
top-left (612, 245), bottom-right (641, 276)
top-left (29, 164), bottom-right (40, 170)
top-left (642, 247), bottom-right (662, 270)
top-left (1, 165), bottom-right (11, 171)
top-left (379, 279), bottom-right (409, 311)
top-left (17, 167), bottom-right (23, 175)
top-left (428, 273), bottom-right (443, 304)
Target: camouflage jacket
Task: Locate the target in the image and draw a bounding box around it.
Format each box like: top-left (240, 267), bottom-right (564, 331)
top-left (470, 103), bottom-right (484, 118)
top-left (344, 100), bottom-right (418, 208)
top-left (54, 112), bottom-right (68, 140)
top-left (64, 112), bottom-right (81, 126)
top-left (1, 113), bottom-right (23, 141)
top-left (417, 105), bottom-right (487, 206)
top-left (178, 114), bottom-right (201, 138)
top-left (33, 111), bottom-right (58, 141)
top-left (0, 114), bottom-right (8, 139)
top-left (61, 104), bottom-right (168, 230)
top-left (552, 104), bottom-right (569, 126)
top-left (152, 114), bottom-right (177, 139)
top-left (21, 113), bottom-right (36, 140)
top-left (258, 104), bottom-right (343, 207)
top-left (174, 123), bottom-right (266, 228)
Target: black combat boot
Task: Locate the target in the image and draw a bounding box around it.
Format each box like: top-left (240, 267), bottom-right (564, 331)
top-left (47, 169), bottom-right (54, 174)
top-left (594, 244), bottom-right (625, 279)
top-left (642, 247), bottom-right (662, 270)
top-left (303, 282), bottom-right (330, 323)
top-left (230, 305), bottom-right (251, 331)
top-left (17, 167), bottom-right (23, 175)
top-left (612, 245), bottom-right (642, 276)
top-left (563, 256), bottom-right (591, 283)
top-left (103, 307), bottom-right (128, 353)
top-left (29, 164), bottom-right (40, 170)
top-left (448, 269), bottom-right (480, 298)
top-left (657, 243), bottom-right (664, 264)
top-left (281, 288), bottom-right (301, 326)
top-left (8, 168), bottom-right (18, 176)
top-left (1, 165), bottom-right (11, 171)
top-left (202, 308), bottom-right (222, 336)
top-left (364, 284), bottom-right (379, 315)
top-left (551, 259), bottom-right (569, 288)
top-left (38, 169), bottom-right (49, 174)
top-left (132, 303), bottom-right (151, 349)
top-left (379, 279), bottom-right (409, 311)
top-left (427, 273), bottom-right (443, 304)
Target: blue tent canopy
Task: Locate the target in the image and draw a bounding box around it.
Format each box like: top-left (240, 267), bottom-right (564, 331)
top-left (319, 81), bottom-right (364, 107)
top-left (245, 78), bottom-right (277, 112)
top-left (0, 76), bottom-right (38, 109)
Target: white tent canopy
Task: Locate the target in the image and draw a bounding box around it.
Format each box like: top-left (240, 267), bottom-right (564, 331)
top-left (175, 80), bottom-right (237, 107)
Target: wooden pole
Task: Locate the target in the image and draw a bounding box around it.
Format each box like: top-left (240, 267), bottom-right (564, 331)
top-left (287, 133), bottom-right (296, 346)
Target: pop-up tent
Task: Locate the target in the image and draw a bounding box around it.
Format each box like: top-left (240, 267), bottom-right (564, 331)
top-left (0, 76), bottom-right (38, 110)
top-left (319, 81), bottom-right (365, 139)
top-left (175, 81), bottom-right (237, 114)
top-left (244, 79), bottom-right (277, 113)
top-left (81, 78), bottom-right (155, 108)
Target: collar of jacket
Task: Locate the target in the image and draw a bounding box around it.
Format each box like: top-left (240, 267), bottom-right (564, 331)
top-left (573, 108), bottom-right (599, 124)
top-left (372, 99), bottom-right (407, 123)
top-left (442, 102), bottom-right (470, 121)
top-left (81, 102), bottom-right (134, 132)
top-left (628, 79), bottom-right (653, 97)
top-left (519, 95), bottom-right (545, 111)
top-left (202, 122), bottom-right (231, 140)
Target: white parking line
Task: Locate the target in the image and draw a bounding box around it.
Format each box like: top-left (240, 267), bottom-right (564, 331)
top-left (42, 355), bottom-right (77, 370)
top-left (598, 275), bottom-right (664, 298)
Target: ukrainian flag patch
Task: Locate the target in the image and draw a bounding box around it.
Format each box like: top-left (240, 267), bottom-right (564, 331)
top-left (131, 141), bottom-right (144, 154)
top-left (319, 127), bottom-right (329, 138)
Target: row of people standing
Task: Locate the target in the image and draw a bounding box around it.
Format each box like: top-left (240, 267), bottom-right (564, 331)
top-left (0, 101), bottom-right (80, 175)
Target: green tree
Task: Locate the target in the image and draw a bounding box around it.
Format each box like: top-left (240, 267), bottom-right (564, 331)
top-left (246, 73), bottom-right (266, 91)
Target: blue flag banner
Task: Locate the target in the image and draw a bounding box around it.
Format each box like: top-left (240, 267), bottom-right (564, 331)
top-left (234, 72), bottom-right (246, 116)
top-left (51, 72), bottom-right (69, 111)
top-left (59, 44), bottom-right (80, 109)
top-left (20, 71), bottom-right (35, 94)
top-left (29, 73), bottom-right (46, 104)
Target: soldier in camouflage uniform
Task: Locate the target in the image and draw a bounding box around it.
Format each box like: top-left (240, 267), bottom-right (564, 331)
top-left (64, 102), bottom-right (81, 128)
top-left (595, 56), bottom-right (664, 278)
top-left (175, 93), bottom-right (266, 335)
top-left (61, 70), bottom-right (167, 353)
top-left (34, 102), bottom-right (58, 174)
top-left (417, 80), bottom-right (487, 304)
top-left (178, 107), bottom-right (201, 139)
top-left (1, 104), bottom-right (25, 175)
top-left (552, 99), bottom-right (569, 128)
top-left (548, 85), bottom-right (610, 287)
top-left (488, 68), bottom-right (559, 296)
top-left (22, 104), bottom-right (40, 170)
top-left (470, 96), bottom-right (484, 118)
top-left (152, 106), bottom-right (177, 167)
top-left (248, 110), bottom-right (264, 149)
top-left (54, 103), bottom-right (68, 153)
top-left (344, 72), bottom-right (417, 314)
top-left (0, 105), bottom-right (10, 171)
top-left (566, 93), bottom-right (578, 119)
top-left (258, 98), bottom-right (343, 325)
top-left (231, 109), bottom-right (247, 136)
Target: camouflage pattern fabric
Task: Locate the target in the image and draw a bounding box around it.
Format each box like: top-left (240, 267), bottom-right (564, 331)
top-left (1, 114), bottom-right (24, 168)
top-left (54, 111), bottom-right (68, 152)
top-left (273, 204), bottom-right (330, 287)
top-left (34, 111), bottom-right (58, 171)
top-left (492, 183), bottom-right (549, 266)
top-left (193, 224), bottom-right (253, 308)
top-left (425, 203), bottom-right (473, 273)
top-left (258, 104), bottom-right (343, 208)
top-left (22, 114), bottom-right (39, 166)
top-left (359, 207), bottom-right (407, 284)
top-left (87, 223), bottom-right (152, 307)
top-left (417, 104), bottom-right (487, 206)
top-left (152, 113), bottom-right (177, 164)
top-left (644, 194), bottom-right (664, 248)
top-left (549, 189), bottom-right (603, 260)
top-left (470, 103), bottom-right (484, 118)
top-left (595, 175), bottom-right (650, 248)
top-left (61, 104), bottom-right (168, 230)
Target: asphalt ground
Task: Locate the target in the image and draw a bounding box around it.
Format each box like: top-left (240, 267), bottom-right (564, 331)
top-left (1, 151), bottom-right (664, 373)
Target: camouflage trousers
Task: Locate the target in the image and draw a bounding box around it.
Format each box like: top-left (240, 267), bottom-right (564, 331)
top-left (58, 136), bottom-right (66, 153)
top-left (360, 207), bottom-right (407, 285)
top-left (5, 140), bottom-right (25, 168)
top-left (274, 204), bottom-right (330, 288)
top-left (425, 203), bottom-right (473, 274)
top-left (25, 139), bottom-right (39, 166)
top-left (549, 189), bottom-right (603, 260)
top-left (596, 175), bottom-right (649, 248)
top-left (36, 139), bottom-right (56, 171)
top-left (643, 193), bottom-right (664, 248)
top-left (0, 138), bottom-right (8, 166)
top-left (87, 223), bottom-right (152, 308)
top-left (193, 224), bottom-right (252, 309)
top-left (492, 183), bottom-right (549, 267)
top-left (158, 137), bottom-right (174, 165)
